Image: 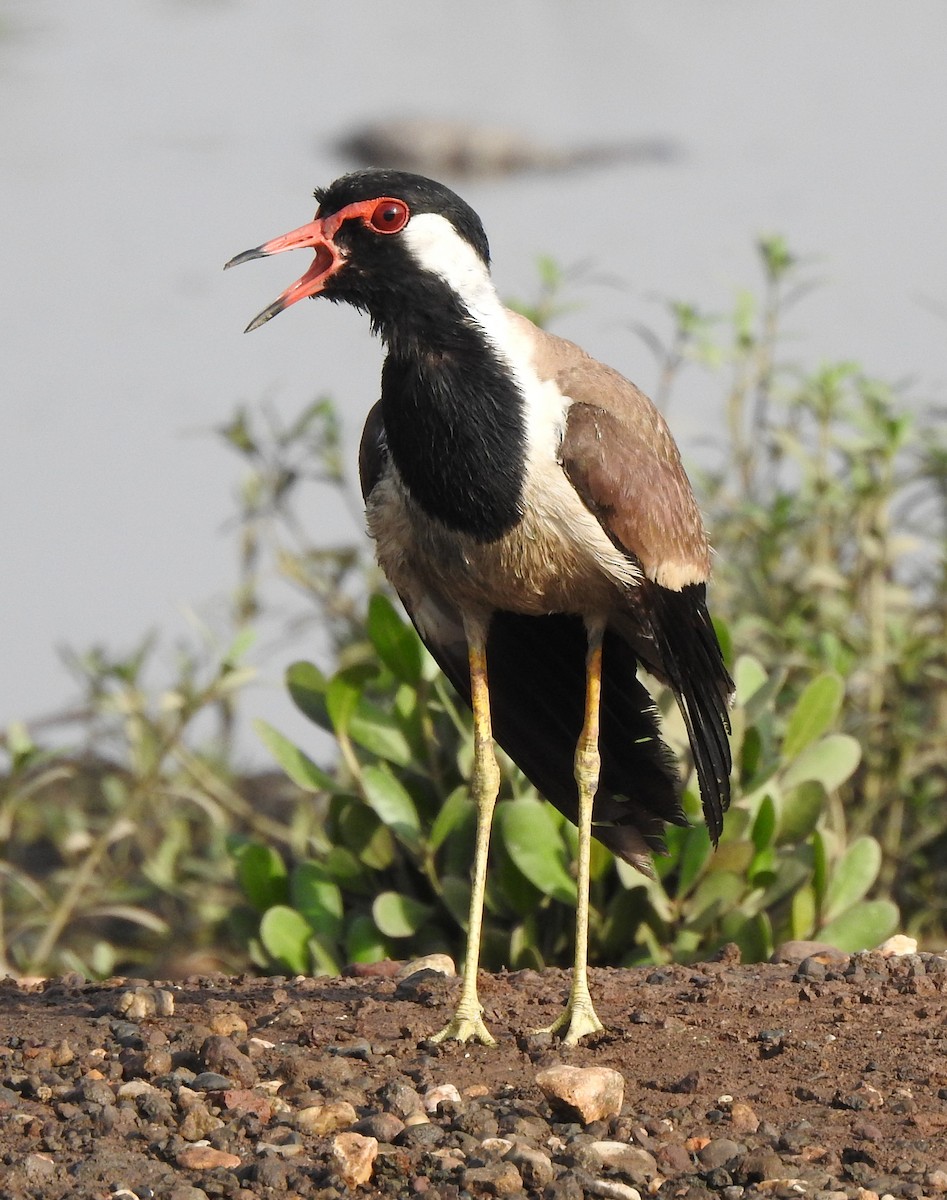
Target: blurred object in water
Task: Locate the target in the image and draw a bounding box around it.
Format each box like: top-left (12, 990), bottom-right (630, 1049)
top-left (334, 117), bottom-right (681, 179)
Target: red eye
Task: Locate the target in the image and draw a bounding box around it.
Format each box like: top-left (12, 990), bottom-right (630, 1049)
top-left (368, 198), bottom-right (409, 234)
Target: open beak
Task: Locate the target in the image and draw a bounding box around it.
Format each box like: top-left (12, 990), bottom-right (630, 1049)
top-left (224, 216), bottom-right (345, 333)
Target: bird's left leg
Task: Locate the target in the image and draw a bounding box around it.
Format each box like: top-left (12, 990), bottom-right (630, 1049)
top-left (430, 616), bottom-right (499, 1046)
top-left (537, 618), bottom-right (606, 1044)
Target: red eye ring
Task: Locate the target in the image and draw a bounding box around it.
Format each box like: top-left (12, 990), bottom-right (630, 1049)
top-left (368, 198), bottom-right (409, 234)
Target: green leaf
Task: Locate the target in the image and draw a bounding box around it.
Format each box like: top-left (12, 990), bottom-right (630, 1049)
top-left (812, 829), bottom-right (829, 909)
top-left (321, 846), bottom-right (365, 891)
top-left (782, 673), bottom-right (844, 760)
top-left (782, 734), bottom-right (861, 792)
top-left (490, 839), bottom-right (545, 918)
top-left (752, 795), bottom-right (777, 854)
top-left (291, 862), bottom-right (343, 942)
top-left (758, 847), bottom-right (813, 910)
top-left (686, 870), bottom-right (745, 930)
top-left (790, 884), bottom-right (817, 940)
top-left (223, 625), bottom-right (257, 668)
top-left (336, 802), bottom-right (395, 870)
top-left (259, 905), bottom-right (313, 974)
top-left (254, 719), bottom-right (336, 792)
top-left (286, 661), bottom-right (330, 730)
top-left (777, 781), bottom-right (825, 845)
top-left (372, 890), bottom-right (434, 938)
top-left (675, 826), bottom-right (713, 899)
top-left (307, 934), bottom-right (341, 977)
top-left (733, 654), bottom-right (768, 706)
top-left (429, 786), bottom-right (473, 854)
top-left (367, 593), bottom-right (422, 684)
top-left (819, 899), bottom-right (899, 952)
top-left (345, 913), bottom-right (389, 963)
top-left (326, 674), bottom-right (361, 738)
top-left (440, 875), bottom-right (471, 928)
top-left (361, 763), bottom-right (422, 853)
top-left (823, 835), bottom-right (882, 921)
top-left (232, 842), bottom-right (289, 912)
top-left (496, 797), bottom-right (576, 905)
top-left (348, 701), bottom-right (413, 767)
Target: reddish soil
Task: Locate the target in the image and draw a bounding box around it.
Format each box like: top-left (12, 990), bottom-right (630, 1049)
top-left (2, 951), bottom-right (947, 1199)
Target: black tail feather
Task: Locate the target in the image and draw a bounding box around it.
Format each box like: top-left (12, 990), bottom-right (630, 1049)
top-left (641, 582), bottom-right (734, 842)
top-left (425, 610), bottom-right (686, 867)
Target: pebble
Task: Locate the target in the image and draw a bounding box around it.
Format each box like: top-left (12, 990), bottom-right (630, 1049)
top-left (877, 934), bottom-right (918, 956)
top-left (117, 1079), bottom-right (155, 1099)
top-left (220, 1087), bottom-right (273, 1121)
top-left (738, 1147), bottom-right (785, 1182)
top-left (190, 1071), bottom-right (232, 1091)
top-left (461, 1161), bottom-right (524, 1195)
top-left (175, 1145), bottom-right (242, 1170)
top-left (115, 986), bottom-right (175, 1020)
top-left (396, 953), bottom-right (456, 979)
top-left (580, 1141), bottom-right (658, 1183)
top-left (353, 1111), bottom-right (404, 1142)
top-left (698, 1138), bottom-right (746, 1169)
top-left (331, 1131), bottom-right (378, 1188)
top-left (729, 1101), bottom-right (761, 1134)
top-left (423, 1082), bottom-right (463, 1112)
top-left (397, 1121), bottom-right (445, 1148)
top-left (536, 1064), bottom-right (625, 1124)
top-left (772, 941), bottom-right (848, 965)
top-left (504, 1143), bottom-right (556, 1188)
top-left (200, 1035), bottom-right (258, 1087)
top-left (296, 1100), bottom-right (358, 1135)
top-left (178, 1105), bottom-right (223, 1141)
top-left (584, 1182), bottom-right (642, 1200)
top-left (378, 1078), bottom-right (424, 1117)
top-left (167, 1188), bottom-right (210, 1200)
top-left (207, 1011), bottom-right (248, 1038)
top-left (23, 1152), bottom-right (56, 1180)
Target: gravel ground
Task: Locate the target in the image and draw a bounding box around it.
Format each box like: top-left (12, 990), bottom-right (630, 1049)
top-left (2, 947), bottom-right (947, 1200)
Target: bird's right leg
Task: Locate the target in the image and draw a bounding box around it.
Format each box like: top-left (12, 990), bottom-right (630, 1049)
top-left (430, 617), bottom-right (499, 1046)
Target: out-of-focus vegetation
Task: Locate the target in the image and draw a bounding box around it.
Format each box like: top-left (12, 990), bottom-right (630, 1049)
top-left (2, 240), bottom-right (944, 979)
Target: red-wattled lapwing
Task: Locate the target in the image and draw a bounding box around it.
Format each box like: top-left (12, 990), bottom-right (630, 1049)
top-left (226, 170), bottom-right (733, 1045)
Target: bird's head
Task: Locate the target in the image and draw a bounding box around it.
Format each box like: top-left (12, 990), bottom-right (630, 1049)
top-left (226, 170), bottom-right (492, 340)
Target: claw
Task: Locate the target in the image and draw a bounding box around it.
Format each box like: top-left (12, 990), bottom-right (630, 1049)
top-left (429, 1009), bottom-right (497, 1047)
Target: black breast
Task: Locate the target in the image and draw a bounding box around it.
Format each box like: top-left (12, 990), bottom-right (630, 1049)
top-left (380, 328), bottom-right (528, 543)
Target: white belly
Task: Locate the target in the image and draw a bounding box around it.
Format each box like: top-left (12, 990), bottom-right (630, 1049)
top-left (365, 462), bottom-right (641, 628)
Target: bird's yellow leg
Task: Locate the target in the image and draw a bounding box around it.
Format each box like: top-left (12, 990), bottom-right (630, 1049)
top-left (537, 623), bottom-right (606, 1044)
top-left (430, 622), bottom-right (499, 1046)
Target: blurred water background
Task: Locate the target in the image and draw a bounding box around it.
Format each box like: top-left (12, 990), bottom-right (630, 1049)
top-left (2, 0), bottom-right (945, 761)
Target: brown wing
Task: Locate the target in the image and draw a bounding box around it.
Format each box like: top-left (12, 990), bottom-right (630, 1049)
top-left (507, 309), bottom-right (710, 587)
top-left (508, 311), bottom-right (733, 840)
top-left (559, 392), bottom-right (710, 589)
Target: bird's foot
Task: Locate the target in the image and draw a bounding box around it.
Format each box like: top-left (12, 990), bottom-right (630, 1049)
top-left (429, 1006), bottom-right (497, 1046)
top-left (534, 993), bottom-right (605, 1045)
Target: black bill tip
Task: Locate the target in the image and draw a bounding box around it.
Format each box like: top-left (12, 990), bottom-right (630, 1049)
top-left (224, 244), bottom-right (269, 271)
top-left (244, 298), bottom-right (286, 333)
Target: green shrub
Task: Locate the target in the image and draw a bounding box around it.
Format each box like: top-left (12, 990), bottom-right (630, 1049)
top-left (236, 596), bottom-right (897, 975)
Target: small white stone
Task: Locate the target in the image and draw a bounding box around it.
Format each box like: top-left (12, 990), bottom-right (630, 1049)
top-left (480, 1137), bottom-right (515, 1157)
top-left (536, 1064), bottom-right (625, 1125)
top-left (116, 1080), bottom-right (156, 1099)
top-left (396, 953), bottom-right (456, 979)
top-left (876, 934), bottom-right (918, 956)
top-left (423, 1082), bottom-right (463, 1113)
top-left (584, 1180), bottom-right (642, 1200)
top-left (331, 1132), bottom-right (378, 1189)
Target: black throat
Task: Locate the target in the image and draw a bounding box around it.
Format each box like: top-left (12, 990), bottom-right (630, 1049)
top-left (379, 292), bottom-right (528, 543)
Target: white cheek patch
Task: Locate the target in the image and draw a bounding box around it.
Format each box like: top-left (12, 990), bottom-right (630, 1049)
top-left (402, 213), bottom-right (497, 317)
